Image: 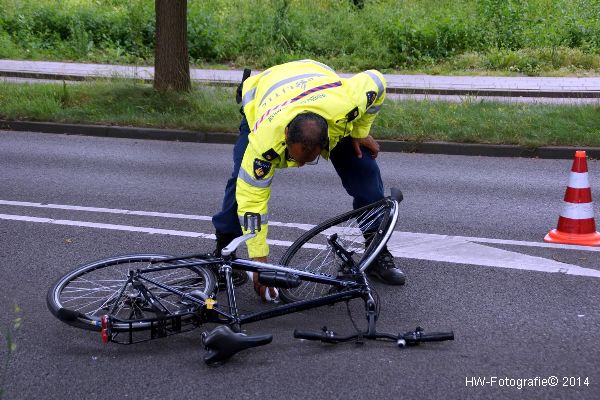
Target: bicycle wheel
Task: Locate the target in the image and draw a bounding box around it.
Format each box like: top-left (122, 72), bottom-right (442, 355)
top-left (47, 254), bottom-right (217, 332)
top-left (279, 196), bottom-right (399, 303)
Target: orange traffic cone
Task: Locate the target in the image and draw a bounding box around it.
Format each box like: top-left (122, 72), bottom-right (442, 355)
top-left (545, 150), bottom-right (600, 246)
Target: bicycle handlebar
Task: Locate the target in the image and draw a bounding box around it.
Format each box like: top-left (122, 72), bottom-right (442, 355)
top-left (402, 330), bottom-right (454, 343)
top-left (293, 329), bottom-right (350, 343)
top-left (294, 329), bottom-right (328, 341)
top-left (221, 233), bottom-right (256, 256)
top-left (294, 326), bottom-right (454, 346)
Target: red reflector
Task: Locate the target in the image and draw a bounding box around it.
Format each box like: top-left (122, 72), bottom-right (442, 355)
top-left (100, 315), bottom-right (110, 343)
top-left (101, 329), bottom-right (109, 344)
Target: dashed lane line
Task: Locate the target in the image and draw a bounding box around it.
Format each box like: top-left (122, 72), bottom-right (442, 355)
top-left (1, 199), bottom-right (599, 252)
top-left (1, 208), bottom-right (599, 279)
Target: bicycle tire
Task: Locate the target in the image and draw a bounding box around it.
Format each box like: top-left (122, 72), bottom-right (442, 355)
top-left (278, 197), bottom-right (398, 303)
top-left (47, 254), bottom-right (217, 332)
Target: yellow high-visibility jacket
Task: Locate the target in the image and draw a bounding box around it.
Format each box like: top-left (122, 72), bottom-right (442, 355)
top-left (237, 59), bottom-right (386, 258)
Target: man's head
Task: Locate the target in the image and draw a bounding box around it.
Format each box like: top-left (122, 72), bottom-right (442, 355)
top-left (285, 112), bottom-right (328, 166)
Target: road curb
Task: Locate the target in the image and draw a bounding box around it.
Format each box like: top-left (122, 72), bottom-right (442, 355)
top-left (3, 69), bottom-right (600, 98)
top-left (0, 120), bottom-right (238, 144)
top-left (2, 119), bottom-right (599, 160)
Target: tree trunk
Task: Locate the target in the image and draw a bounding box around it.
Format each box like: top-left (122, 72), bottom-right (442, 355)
top-left (154, 0), bottom-right (191, 92)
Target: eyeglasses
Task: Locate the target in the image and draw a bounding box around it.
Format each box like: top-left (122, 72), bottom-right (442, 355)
top-left (287, 152), bottom-right (321, 166)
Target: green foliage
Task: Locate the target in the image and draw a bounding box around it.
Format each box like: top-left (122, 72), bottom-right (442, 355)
top-left (0, 30), bottom-right (19, 58)
top-left (0, 304), bottom-right (21, 400)
top-left (477, 0), bottom-right (528, 49)
top-left (0, 0), bottom-right (599, 73)
top-left (0, 0), bottom-right (153, 62)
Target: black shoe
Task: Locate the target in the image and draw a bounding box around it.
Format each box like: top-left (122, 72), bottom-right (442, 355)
top-left (214, 232), bottom-right (248, 288)
top-left (367, 249), bottom-right (406, 285)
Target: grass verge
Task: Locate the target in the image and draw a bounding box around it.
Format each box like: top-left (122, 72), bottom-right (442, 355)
top-left (1, 79), bottom-right (599, 148)
top-left (1, 0), bottom-right (600, 76)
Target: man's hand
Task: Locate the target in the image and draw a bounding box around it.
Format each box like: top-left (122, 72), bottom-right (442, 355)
top-left (251, 258), bottom-right (279, 303)
top-left (352, 136), bottom-right (380, 159)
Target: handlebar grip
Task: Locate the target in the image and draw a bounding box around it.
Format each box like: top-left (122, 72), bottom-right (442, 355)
top-left (415, 331), bottom-right (454, 342)
top-left (293, 329), bottom-right (327, 341)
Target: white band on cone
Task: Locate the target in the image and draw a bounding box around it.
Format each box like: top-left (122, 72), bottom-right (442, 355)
top-left (568, 172), bottom-right (590, 189)
top-left (561, 202), bottom-right (595, 219)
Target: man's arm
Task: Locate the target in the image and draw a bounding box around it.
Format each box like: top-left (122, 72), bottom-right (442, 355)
top-left (235, 150), bottom-right (274, 259)
top-left (349, 70), bottom-right (387, 158)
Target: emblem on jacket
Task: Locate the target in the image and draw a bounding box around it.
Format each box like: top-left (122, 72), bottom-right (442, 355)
top-left (345, 107), bottom-right (360, 122)
top-left (262, 148), bottom-right (279, 161)
top-left (366, 91), bottom-right (377, 108)
top-left (254, 159), bottom-right (272, 179)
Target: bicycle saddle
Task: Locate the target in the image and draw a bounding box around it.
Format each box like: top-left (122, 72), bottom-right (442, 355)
top-left (201, 325), bottom-right (273, 365)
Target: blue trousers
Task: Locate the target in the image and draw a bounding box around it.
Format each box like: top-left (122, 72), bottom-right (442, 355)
top-left (212, 117), bottom-right (384, 235)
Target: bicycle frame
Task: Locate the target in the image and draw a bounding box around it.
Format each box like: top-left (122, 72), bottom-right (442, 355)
top-left (100, 193), bottom-right (401, 344)
top-left (223, 258), bottom-right (376, 329)
top-left (133, 255), bottom-right (375, 333)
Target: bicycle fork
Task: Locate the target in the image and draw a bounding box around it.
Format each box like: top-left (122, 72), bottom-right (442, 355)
top-left (364, 291), bottom-right (378, 337)
top-left (220, 261), bottom-right (242, 332)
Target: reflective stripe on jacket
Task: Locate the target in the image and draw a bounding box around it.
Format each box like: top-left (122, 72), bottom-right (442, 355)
top-left (237, 59), bottom-right (386, 258)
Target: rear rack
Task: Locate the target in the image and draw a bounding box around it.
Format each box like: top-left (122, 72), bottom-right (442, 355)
top-left (101, 311), bottom-right (204, 345)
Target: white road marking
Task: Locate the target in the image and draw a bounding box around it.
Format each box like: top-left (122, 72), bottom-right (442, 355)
top-left (2, 199), bottom-right (599, 251)
top-left (1, 200), bottom-right (599, 278)
top-left (0, 213), bottom-right (214, 239)
top-left (0, 199), bottom-right (315, 229)
top-left (386, 232), bottom-right (600, 278)
top-left (0, 199), bottom-right (213, 221)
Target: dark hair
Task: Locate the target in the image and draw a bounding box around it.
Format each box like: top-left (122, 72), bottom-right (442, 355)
top-left (287, 112), bottom-right (329, 150)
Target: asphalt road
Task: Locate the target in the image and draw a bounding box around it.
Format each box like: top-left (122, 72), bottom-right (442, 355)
top-left (1, 130), bottom-right (599, 400)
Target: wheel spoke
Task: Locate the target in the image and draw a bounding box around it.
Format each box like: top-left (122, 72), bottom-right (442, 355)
top-left (279, 199), bottom-right (395, 303)
top-left (50, 255), bottom-right (216, 330)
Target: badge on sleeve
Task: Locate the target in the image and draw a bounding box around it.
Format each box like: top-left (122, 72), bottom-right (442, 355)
top-left (345, 107), bottom-right (359, 122)
top-left (262, 148), bottom-right (279, 161)
top-left (253, 159), bottom-right (272, 179)
top-left (366, 91), bottom-right (377, 108)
